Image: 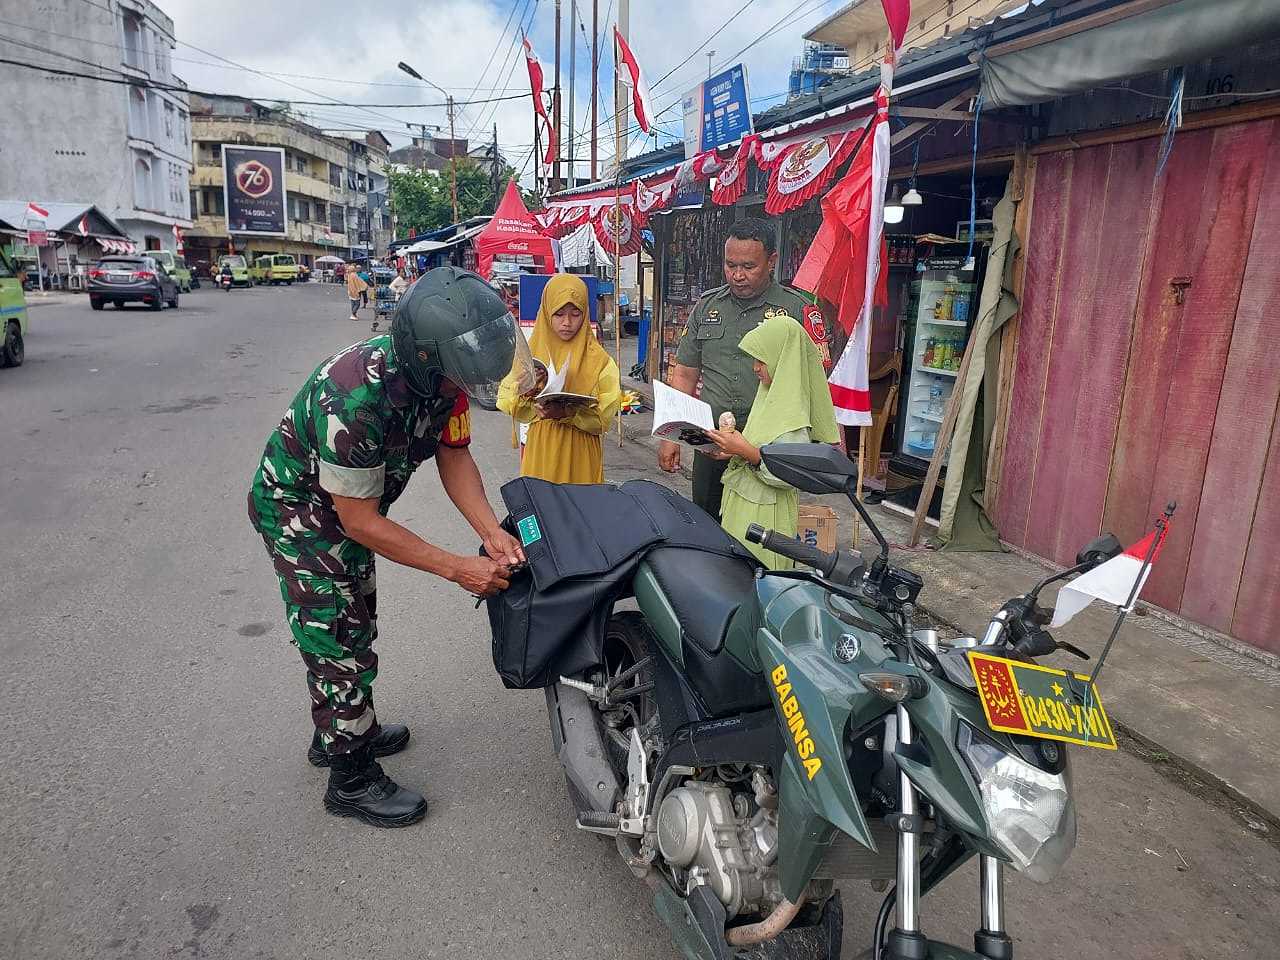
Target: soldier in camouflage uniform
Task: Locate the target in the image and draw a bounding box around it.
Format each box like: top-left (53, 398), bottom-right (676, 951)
top-left (249, 267), bottom-right (527, 828)
top-left (659, 218), bottom-right (816, 519)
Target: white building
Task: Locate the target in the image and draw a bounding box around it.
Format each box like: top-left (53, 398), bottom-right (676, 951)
top-left (0, 0), bottom-right (192, 254)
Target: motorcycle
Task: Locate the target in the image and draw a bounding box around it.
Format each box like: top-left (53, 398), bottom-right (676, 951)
top-left (219, 271), bottom-right (233, 292)
top-left (530, 443), bottom-right (1130, 960)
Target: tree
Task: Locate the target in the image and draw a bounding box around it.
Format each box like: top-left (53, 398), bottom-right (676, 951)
top-left (389, 159), bottom-right (537, 236)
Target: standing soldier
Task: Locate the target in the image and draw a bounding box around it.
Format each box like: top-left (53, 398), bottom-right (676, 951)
top-left (248, 266), bottom-right (529, 828)
top-left (658, 218), bottom-right (818, 519)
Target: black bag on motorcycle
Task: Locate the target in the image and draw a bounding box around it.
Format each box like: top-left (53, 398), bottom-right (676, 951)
top-left (486, 478), bottom-right (752, 688)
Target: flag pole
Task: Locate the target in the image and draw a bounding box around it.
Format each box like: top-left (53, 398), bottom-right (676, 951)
top-left (613, 8), bottom-right (626, 446)
top-left (1088, 502), bottom-right (1176, 687)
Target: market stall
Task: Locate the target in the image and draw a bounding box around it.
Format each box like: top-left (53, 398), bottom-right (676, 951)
top-left (473, 182), bottom-right (554, 280)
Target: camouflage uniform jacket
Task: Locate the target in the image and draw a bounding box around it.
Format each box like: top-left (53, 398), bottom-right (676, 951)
top-left (248, 335), bottom-right (472, 579)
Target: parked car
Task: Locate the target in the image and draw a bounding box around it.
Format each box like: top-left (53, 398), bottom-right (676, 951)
top-left (154, 250), bottom-right (193, 292)
top-left (87, 256), bottom-right (180, 310)
top-left (0, 247), bottom-right (28, 367)
top-left (217, 254), bottom-right (252, 287)
top-left (250, 254), bottom-right (300, 285)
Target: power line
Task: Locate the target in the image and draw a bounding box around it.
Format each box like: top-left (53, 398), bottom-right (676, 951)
top-left (0, 54), bottom-right (528, 109)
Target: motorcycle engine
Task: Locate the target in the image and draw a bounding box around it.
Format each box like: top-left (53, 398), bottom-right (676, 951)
top-left (654, 772), bottom-right (781, 919)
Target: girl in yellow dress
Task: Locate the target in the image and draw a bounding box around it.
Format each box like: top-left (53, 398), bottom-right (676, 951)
top-left (705, 314), bottom-right (839, 568)
top-left (497, 274), bottom-right (621, 484)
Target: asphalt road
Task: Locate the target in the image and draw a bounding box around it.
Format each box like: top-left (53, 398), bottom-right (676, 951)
top-left (2, 283), bottom-right (1277, 960)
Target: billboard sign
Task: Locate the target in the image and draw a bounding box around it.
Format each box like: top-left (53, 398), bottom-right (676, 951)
top-left (26, 220), bottom-right (48, 247)
top-left (222, 144), bottom-right (288, 236)
top-left (682, 63), bottom-right (752, 159)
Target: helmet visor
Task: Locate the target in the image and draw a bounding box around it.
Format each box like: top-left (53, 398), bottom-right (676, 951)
top-left (436, 312), bottom-right (532, 410)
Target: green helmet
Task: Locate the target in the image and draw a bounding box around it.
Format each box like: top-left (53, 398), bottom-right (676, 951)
top-left (390, 266), bottom-right (525, 408)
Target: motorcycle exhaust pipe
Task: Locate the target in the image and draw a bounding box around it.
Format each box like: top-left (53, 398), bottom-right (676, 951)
top-left (724, 894), bottom-right (806, 947)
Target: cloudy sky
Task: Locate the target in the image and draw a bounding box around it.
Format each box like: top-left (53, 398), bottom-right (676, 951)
top-left (160, 0), bottom-right (849, 186)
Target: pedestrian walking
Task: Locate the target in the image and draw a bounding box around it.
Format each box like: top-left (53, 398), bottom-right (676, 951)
top-left (247, 266), bottom-right (529, 827)
top-left (345, 264), bottom-right (367, 321)
top-left (656, 218), bottom-right (819, 519)
top-left (704, 314), bottom-right (839, 568)
top-left (496, 274), bottom-right (621, 484)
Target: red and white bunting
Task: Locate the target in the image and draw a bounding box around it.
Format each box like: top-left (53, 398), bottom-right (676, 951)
top-left (593, 202), bottom-right (646, 256)
top-left (763, 128), bottom-right (865, 215)
top-left (712, 134), bottom-right (759, 207)
top-left (614, 28), bottom-right (655, 135)
top-left (634, 177), bottom-right (675, 215)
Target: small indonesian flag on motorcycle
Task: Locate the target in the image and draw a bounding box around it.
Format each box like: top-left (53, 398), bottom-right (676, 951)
top-left (1049, 525), bottom-right (1170, 628)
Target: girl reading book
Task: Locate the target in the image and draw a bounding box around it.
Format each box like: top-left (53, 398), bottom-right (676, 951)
top-left (705, 314), bottom-right (839, 569)
top-left (497, 274), bottom-right (621, 484)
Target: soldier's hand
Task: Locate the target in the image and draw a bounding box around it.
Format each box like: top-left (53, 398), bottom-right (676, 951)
top-left (659, 439), bottom-right (681, 473)
top-left (452, 556), bottom-right (511, 597)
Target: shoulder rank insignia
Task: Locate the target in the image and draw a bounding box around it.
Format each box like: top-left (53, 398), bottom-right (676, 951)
top-left (763, 307), bottom-right (776, 319)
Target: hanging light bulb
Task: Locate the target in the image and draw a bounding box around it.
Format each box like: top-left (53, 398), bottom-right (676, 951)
top-left (902, 182), bottom-right (923, 206)
top-left (884, 185), bottom-right (905, 225)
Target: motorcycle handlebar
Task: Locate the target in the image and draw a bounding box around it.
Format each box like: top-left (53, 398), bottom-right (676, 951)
top-left (746, 524), bottom-right (839, 579)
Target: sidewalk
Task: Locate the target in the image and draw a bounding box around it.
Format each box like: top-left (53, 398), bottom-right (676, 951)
top-left (21, 289), bottom-right (83, 309)
top-left (606, 336), bottom-right (1280, 829)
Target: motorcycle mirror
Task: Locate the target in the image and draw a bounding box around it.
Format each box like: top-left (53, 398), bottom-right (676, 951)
top-left (1076, 533), bottom-right (1123, 569)
top-left (758, 443), bottom-right (856, 495)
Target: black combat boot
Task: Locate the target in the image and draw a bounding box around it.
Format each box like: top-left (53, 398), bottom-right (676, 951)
top-left (308, 724), bottom-right (410, 767)
top-left (322, 745), bottom-right (428, 827)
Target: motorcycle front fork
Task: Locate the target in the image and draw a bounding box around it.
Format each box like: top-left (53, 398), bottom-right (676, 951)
top-left (885, 705), bottom-right (1015, 960)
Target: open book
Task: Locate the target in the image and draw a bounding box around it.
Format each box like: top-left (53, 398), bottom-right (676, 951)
top-left (651, 379), bottom-right (715, 444)
top-left (530, 358), bottom-right (597, 407)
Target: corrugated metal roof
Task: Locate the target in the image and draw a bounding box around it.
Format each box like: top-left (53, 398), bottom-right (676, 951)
top-left (0, 201), bottom-right (128, 237)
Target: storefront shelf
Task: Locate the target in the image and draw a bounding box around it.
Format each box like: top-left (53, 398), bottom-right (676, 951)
top-left (917, 365), bottom-right (959, 377)
top-left (919, 318), bottom-right (968, 328)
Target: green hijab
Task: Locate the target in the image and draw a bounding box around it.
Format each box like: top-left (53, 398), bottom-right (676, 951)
top-left (738, 314), bottom-right (839, 446)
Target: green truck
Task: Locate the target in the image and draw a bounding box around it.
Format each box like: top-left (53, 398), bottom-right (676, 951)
top-left (0, 247), bottom-right (28, 367)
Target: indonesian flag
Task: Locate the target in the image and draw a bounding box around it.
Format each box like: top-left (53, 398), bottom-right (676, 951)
top-left (78, 214), bottom-right (89, 237)
top-left (172, 223), bottom-right (184, 251)
top-left (26, 201), bottom-right (49, 220)
top-left (523, 36), bottom-right (557, 168)
top-left (1050, 524), bottom-right (1171, 628)
top-left (881, 0), bottom-right (911, 52)
top-left (793, 90), bottom-right (890, 427)
top-left (614, 28), bottom-right (654, 135)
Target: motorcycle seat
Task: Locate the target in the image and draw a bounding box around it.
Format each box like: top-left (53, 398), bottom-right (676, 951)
top-left (642, 546), bottom-right (757, 655)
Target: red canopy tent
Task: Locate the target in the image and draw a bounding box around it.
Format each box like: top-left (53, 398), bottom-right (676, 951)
top-left (474, 181), bottom-right (555, 279)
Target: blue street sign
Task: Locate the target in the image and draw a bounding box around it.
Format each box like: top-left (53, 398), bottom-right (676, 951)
top-left (682, 63), bottom-right (753, 158)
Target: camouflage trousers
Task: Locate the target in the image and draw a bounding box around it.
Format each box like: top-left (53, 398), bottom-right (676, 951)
top-left (269, 551), bottom-right (383, 756)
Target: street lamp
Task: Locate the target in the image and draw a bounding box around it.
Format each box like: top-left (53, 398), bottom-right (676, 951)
top-left (398, 61), bottom-right (459, 224)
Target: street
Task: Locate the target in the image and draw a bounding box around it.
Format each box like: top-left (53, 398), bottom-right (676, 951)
top-left (2, 283), bottom-right (1278, 960)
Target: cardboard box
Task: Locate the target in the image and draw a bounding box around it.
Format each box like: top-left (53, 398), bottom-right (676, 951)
top-left (797, 504), bottom-right (838, 554)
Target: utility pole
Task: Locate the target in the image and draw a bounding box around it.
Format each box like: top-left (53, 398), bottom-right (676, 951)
top-left (567, 0), bottom-right (577, 190)
top-left (591, 0), bottom-right (598, 181)
top-left (447, 95), bottom-right (459, 224)
top-left (553, 0), bottom-right (562, 193)
top-left (492, 122), bottom-right (500, 212)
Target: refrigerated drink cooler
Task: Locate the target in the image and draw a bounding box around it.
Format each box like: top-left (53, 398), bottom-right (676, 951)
top-left (898, 253), bottom-right (978, 463)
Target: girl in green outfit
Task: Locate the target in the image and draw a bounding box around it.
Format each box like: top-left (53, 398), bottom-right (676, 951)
top-left (705, 314), bottom-right (840, 569)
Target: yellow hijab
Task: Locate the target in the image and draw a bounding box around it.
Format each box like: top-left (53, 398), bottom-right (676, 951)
top-left (526, 273), bottom-right (611, 393)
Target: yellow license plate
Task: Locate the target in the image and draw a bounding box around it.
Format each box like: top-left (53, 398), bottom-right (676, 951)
top-left (968, 651), bottom-right (1117, 750)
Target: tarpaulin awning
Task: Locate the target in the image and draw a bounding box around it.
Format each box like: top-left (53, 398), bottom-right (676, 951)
top-left (474, 181), bottom-right (555, 279)
top-left (980, 0), bottom-right (1280, 108)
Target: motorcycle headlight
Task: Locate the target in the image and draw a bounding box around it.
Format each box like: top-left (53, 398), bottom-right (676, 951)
top-left (957, 723), bottom-right (1076, 882)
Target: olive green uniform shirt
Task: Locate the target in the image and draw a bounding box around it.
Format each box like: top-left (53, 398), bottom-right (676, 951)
top-left (674, 281), bottom-right (813, 426)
